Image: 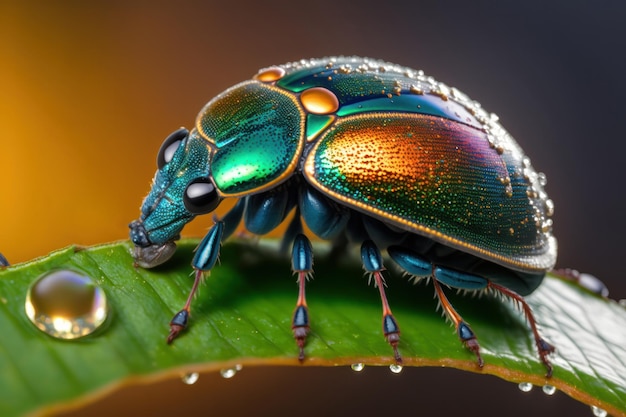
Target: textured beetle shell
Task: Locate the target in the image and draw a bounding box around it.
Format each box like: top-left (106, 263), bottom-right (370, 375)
top-left (196, 57), bottom-right (556, 274)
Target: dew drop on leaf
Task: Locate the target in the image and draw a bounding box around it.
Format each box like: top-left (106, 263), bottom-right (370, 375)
top-left (590, 405), bottom-right (607, 417)
top-left (542, 384), bottom-right (557, 395)
top-left (389, 364), bottom-right (403, 374)
top-left (351, 363), bottom-right (365, 372)
top-left (517, 382), bottom-right (533, 392)
top-left (25, 269), bottom-right (108, 339)
top-left (181, 372), bottom-right (199, 385)
top-left (220, 364), bottom-right (243, 379)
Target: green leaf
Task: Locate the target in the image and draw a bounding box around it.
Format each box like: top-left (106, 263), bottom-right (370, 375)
top-left (0, 240), bottom-right (625, 417)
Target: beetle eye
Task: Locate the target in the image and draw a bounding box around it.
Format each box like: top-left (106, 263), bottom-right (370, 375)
top-left (157, 128), bottom-right (188, 169)
top-left (184, 178), bottom-right (221, 214)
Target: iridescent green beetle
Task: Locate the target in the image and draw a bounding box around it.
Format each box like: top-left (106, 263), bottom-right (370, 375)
top-left (129, 57), bottom-right (557, 375)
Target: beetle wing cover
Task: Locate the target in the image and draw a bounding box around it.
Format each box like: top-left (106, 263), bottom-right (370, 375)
top-left (304, 112), bottom-right (556, 272)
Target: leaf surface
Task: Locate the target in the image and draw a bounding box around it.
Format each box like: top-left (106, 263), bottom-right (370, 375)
top-left (0, 240), bottom-right (624, 416)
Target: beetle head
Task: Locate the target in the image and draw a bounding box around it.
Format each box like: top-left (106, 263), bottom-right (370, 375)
top-left (129, 127), bottom-right (222, 267)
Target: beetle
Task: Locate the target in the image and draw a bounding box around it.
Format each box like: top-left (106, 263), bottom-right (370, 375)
top-left (129, 57), bottom-right (557, 376)
top-left (0, 253), bottom-right (8, 268)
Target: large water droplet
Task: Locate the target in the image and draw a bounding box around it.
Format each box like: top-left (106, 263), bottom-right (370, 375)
top-left (590, 405), bottom-right (607, 417)
top-left (300, 87), bottom-right (339, 115)
top-left (389, 364), bottom-right (403, 374)
top-left (25, 269), bottom-right (108, 339)
top-left (517, 382), bottom-right (533, 392)
top-left (542, 384), bottom-right (556, 395)
top-left (181, 372), bottom-right (199, 385)
top-left (220, 364), bottom-right (243, 379)
top-left (351, 363), bottom-right (365, 372)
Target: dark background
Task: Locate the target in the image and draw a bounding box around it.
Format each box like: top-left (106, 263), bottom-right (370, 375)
top-left (2, 1), bottom-right (625, 416)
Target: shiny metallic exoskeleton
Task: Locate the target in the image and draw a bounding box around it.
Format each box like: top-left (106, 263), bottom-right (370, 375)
top-left (129, 57), bottom-right (557, 375)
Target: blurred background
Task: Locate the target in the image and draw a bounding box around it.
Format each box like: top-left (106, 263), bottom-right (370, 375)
top-left (1, 1), bottom-right (625, 416)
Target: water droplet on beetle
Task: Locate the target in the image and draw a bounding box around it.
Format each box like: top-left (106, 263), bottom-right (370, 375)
top-left (537, 172), bottom-right (548, 187)
top-left (542, 384), bottom-right (556, 395)
top-left (181, 372), bottom-right (199, 385)
top-left (300, 87), bottom-right (339, 115)
top-left (409, 84), bottom-right (424, 95)
top-left (517, 382), bottom-right (533, 392)
top-left (389, 364), bottom-right (403, 374)
top-left (254, 66), bottom-right (285, 82)
top-left (544, 198), bottom-right (555, 217)
top-left (590, 405), bottom-right (607, 417)
top-left (220, 364), bottom-right (243, 379)
top-left (25, 269), bottom-right (108, 339)
top-left (351, 363), bottom-right (365, 372)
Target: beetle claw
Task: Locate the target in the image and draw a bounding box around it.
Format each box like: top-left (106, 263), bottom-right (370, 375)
top-left (538, 338), bottom-right (555, 377)
top-left (293, 326), bottom-right (309, 363)
top-left (388, 336), bottom-right (403, 364)
top-left (167, 325), bottom-right (183, 344)
top-left (167, 309), bottom-right (189, 344)
top-left (464, 337), bottom-right (484, 368)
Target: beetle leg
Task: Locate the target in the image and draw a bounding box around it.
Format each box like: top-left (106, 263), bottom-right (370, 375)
top-left (167, 221), bottom-right (225, 344)
top-left (361, 240), bottom-right (402, 364)
top-left (431, 277), bottom-right (484, 368)
top-left (0, 252), bottom-right (9, 267)
top-left (167, 201), bottom-right (246, 344)
top-left (291, 233), bottom-right (313, 362)
top-left (388, 246), bottom-right (483, 366)
top-left (220, 199), bottom-right (245, 240)
top-left (488, 282), bottom-right (555, 377)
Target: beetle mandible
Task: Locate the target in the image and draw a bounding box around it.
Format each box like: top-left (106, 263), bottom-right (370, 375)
top-left (129, 57), bottom-right (557, 376)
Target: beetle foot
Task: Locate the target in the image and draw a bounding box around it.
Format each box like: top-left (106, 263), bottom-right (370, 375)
top-left (463, 337), bottom-right (484, 368)
top-left (292, 302), bottom-right (310, 362)
top-left (293, 326), bottom-right (309, 362)
top-left (386, 331), bottom-right (403, 364)
top-left (167, 309), bottom-right (189, 344)
top-left (458, 321), bottom-right (483, 368)
top-left (538, 338), bottom-right (555, 377)
top-left (383, 313), bottom-right (402, 363)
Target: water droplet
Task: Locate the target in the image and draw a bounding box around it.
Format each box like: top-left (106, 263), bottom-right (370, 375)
top-left (220, 364), bottom-right (243, 379)
top-left (544, 198), bottom-right (555, 217)
top-left (537, 172), bottom-right (548, 187)
top-left (254, 66), bottom-right (285, 82)
top-left (25, 269), bottom-right (108, 339)
top-left (351, 363), bottom-right (365, 372)
top-left (300, 87), bottom-right (339, 115)
top-left (618, 299), bottom-right (626, 308)
top-left (517, 382), bottom-right (533, 392)
top-left (409, 84), bottom-right (424, 95)
top-left (590, 405), bottom-right (607, 417)
top-left (181, 372), bottom-right (199, 385)
top-left (578, 272), bottom-right (609, 297)
top-left (389, 364), bottom-right (403, 374)
top-left (542, 384), bottom-right (556, 395)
